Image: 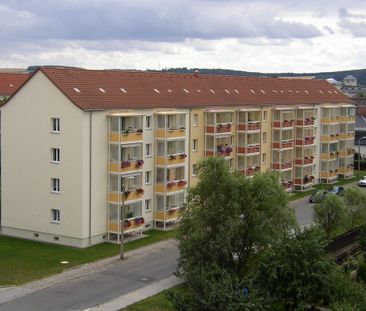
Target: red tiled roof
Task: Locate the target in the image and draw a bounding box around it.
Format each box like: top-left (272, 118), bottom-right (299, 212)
top-left (32, 68), bottom-right (351, 110)
top-left (0, 72), bottom-right (30, 96)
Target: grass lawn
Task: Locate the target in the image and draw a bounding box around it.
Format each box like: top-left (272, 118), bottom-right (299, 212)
top-left (290, 171), bottom-right (365, 201)
top-left (0, 229), bottom-right (176, 286)
top-left (122, 285), bottom-right (185, 311)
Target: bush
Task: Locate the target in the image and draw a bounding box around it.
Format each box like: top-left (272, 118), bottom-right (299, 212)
top-left (357, 263), bottom-right (366, 283)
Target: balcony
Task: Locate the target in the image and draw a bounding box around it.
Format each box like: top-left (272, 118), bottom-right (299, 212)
top-left (321, 116), bottom-right (339, 124)
top-left (320, 134), bottom-right (339, 143)
top-left (338, 149), bottom-right (355, 157)
top-left (109, 160), bottom-right (144, 173)
top-left (338, 132), bottom-right (355, 140)
top-left (320, 152), bottom-right (338, 161)
top-left (273, 119), bottom-right (295, 128)
top-left (206, 145), bottom-right (233, 157)
top-left (109, 189), bottom-right (144, 202)
top-left (295, 157), bottom-right (314, 166)
top-left (156, 180), bottom-right (187, 193)
top-left (237, 144), bottom-right (260, 155)
top-left (109, 130), bottom-right (143, 143)
top-left (272, 140), bottom-right (293, 149)
top-left (108, 216), bottom-right (145, 233)
top-left (320, 171), bottom-right (338, 180)
top-left (294, 176), bottom-right (315, 187)
top-left (296, 117), bottom-right (315, 126)
top-left (156, 153), bottom-right (187, 166)
top-left (296, 136), bottom-right (315, 146)
top-left (272, 161), bottom-right (293, 170)
top-left (206, 123), bottom-right (232, 134)
top-left (338, 166), bottom-right (354, 178)
top-left (340, 115), bottom-right (356, 123)
top-left (156, 127), bottom-right (186, 139)
top-left (155, 207), bottom-right (181, 222)
top-left (237, 122), bottom-right (260, 131)
top-left (281, 180), bottom-right (293, 191)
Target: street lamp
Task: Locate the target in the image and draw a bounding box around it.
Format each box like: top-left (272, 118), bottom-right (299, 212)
top-left (120, 184), bottom-right (125, 260)
top-left (358, 136), bottom-right (366, 171)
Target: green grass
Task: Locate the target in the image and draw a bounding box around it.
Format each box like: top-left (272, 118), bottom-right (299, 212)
top-left (0, 229), bottom-right (176, 286)
top-left (289, 171), bottom-right (365, 201)
top-left (122, 285), bottom-right (186, 311)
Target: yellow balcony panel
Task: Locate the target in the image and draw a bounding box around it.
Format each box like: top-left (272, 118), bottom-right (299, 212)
top-left (320, 153), bottom-right (338, 161)
top-left (156, 128), bottom-right (185, 139)
top-left (108, 191), bottom-right (143, 202)
top-left (320, 135), bottom-right (339, 143)
top-left (109, 162), bottom-right (142, 173)
top-left (156, 155), bottom-right (186, 166)
top-left (338, 150), bottom-right (354, 157)
top-left (320, 171), bottom-right (338, 179)
top-left (108, 217), bottom-right (144, 233)
top-left (155, 181), bottom-right (187, 193)
top-left (321, 117), bottom-right (339, 124)
top-left (155, 208), bottom-right (181, 222)
top-left (109, 132), bottom-right (143, 142)
top-left (338, 167), bottom-right (353, 175)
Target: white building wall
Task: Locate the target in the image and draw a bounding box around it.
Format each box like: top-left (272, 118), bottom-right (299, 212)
top-left (1, 71), bottom-right (89, 247)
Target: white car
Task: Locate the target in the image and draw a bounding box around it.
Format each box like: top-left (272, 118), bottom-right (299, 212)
top-left (359, 176), bottom-right (366, 187)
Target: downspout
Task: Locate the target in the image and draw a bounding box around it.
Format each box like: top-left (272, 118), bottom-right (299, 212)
top-left (89, 111), bottom-right (93, 245)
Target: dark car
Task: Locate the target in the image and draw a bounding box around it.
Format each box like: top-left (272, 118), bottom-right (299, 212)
top-left (327, 186), bottom-right (345, 196)
top-left (309, 190), bottom-right (328, 203)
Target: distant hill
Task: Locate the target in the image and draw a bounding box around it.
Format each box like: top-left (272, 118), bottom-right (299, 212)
top-left (160, 67), bottom-right (366, 86)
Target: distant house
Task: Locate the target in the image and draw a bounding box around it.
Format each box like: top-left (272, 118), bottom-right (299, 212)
top-left (344, 75), bottom-right (357, 88)
top-left (326, 78), bottom-right (343, 90)
top-left (0, 72), bottom-right (30, 103)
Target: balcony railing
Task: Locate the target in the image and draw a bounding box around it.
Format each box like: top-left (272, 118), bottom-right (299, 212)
top-left (109, 160), bottom-right (144, 173)
top-left (156, 153), bottom-right (187, 166)
top-left (338, 132), bottom-right (355, 140)
top-left (272, 161), bottom-right (292, 170)
top-left (338, 149), bottom-right (355, 157)
top-left (273, 120), bottom-right (295, 128)
top-left (321, 116), bottom-right (339, 124)
top-left (272, 140), bottom-right (293, 149)
top-left (155, 206), bottom-right (182, 222)
top-left (108, 216), bottom-right (145, 233)
top-left (108, 189), bottom-right (144, 202)
top-left (237, 145), bottom-right (260, 154)
top-left (156, 180), bottom-right (187, 193)
top-left (295, 157), bottom-right (314, 165)
top-left (294, 176), bottom-right (315, 185)
top-left (206, 123), bottom-right (232, 134)
top-left (295, 136), bottom-right (315, 146)
top-left (156, 128), bottom-right (186, 139)
top-left (109, 130), bottom-right (144, 143)
top-left (237, 122), bottom-right (260, 131)
top-left (281, 180), bottom-right (293, 190)
top-left (320, 152), bottom-right (339, 161)
top-left (296, 117), bottom-right (315, 126)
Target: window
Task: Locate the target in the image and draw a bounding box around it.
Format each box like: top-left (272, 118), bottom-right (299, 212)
top-left (145, 144), bottom-right (152, 157)
top-left (51, 178), bottom-right (60, 193)
top-left (146, 116), bottom-right (152, 129)
top-left (51, 148), bottom-right (60, 163)
top-left (193, 114), bottom-right (198, 127)
top-left (263, 111), bottom-right (267, 122)
top-left (145, 199), bottom-right (151, 212)
top-left (262, 153), bottom-right (266, 164)
top-left (192, 164), bottom-right (198, 176)
top-left (193, 139), bottom-right (198, 152)
top-left (51, 118), bottom-right (60, 133)
top-left (51, 209), bottom-right (60, 223)
top-left (145, 171), bottom-right (151, 184)
top-left (262, 132), bottom-right (267, 143)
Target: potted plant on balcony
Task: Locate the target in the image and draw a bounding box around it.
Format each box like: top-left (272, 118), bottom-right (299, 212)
top-left (135, 159), bottom-right (144, 168)
top-left (136, 188), bottom-right (144, 194)
top-left (126, 211), bottom-right (134, 219)
top-left (135, 217), bottom-right (145, 225)
top-left (217, 124), bottom-right (223, 129)
top-left (178, 180), bottom-right (187, 186)
top-left (179, 126), bottom-right (185, 131)
top-left (136, 129), bottom-right (143, 134)
top-left (255, 166), bottom-right (260, 171)
top-left (122, 128), bottom-right (130, 135)
top-left (124, 219), bottom-right (131, 228)
top-left (169, 154), bottom-right (177, 160)
top-left (311, 116), bottom-right (316, 121)
top-left (224, 146), bottom-right (233, 155)
top-left (179, 153), bottom-right (187, 159)
top-left (124, 190), bottom-right (131, 197)
top-left (121, 161), bottom-right (131, 168)
top-left (167, 181), bottom-right (176, 188)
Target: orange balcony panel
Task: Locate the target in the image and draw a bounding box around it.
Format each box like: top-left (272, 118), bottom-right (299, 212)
top-left (108, 219), bottom-right (144, 233)
top-left (295, 158), bottom-right (314, 165)
top-left (237, 124), bottom-right (246, 131)
top-left (206, 126), bottom-right (215, 133)
top-left (296, 119), bottom-right (314, 126)
top-left (205, 150), bottom-right (214, 156)
top-left (237, 123), bottom-right (260, 131)
top-left (245, 169), bottom-right (255, 176)
top-left (338, 167), bottom-right (354, 175)
top-left (272, 141), bottom-right (293, 149)
top-left (155, 182), bottom-right (186, 193)
top-left (272, 162), bottom-right (292, 170)
top-left (320, 171), bottom-right (338, 178)
top-left (155, 209), bottom-right (181, 222)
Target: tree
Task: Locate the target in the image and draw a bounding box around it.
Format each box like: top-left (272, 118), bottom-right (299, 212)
top-left (255, 228), bottom-right (334, 310)
top-left (314, 194), bottom-right (346, 239)
top-left (172, 157), bottom-right (296, 310)
top-left (343, 187), bottom-right (366, 229)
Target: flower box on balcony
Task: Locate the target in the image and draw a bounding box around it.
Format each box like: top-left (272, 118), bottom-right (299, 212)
top-left (134, 217), bottom-right (145, 225)
top-left (135, 159), bottom-right (144, 168)
top-left (136, 188), bottom-right (144, 194)
top-left (178, 180), bottom-right (187, 186)
top-left (136, 129), bottom-right (143, 134)
top-left (179, 153), bottom-right (187, 159)
top-left (121, 161), bottom-right (131, 168)
top-left (167, 181), bottom-right (176, 188)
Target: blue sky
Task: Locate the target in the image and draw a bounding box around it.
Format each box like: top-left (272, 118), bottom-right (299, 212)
top-left (0, 0), bottom-right (365, 72)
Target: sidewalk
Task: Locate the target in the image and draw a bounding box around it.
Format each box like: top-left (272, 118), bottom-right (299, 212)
top-left (0, 239), bottom-right (178, 306)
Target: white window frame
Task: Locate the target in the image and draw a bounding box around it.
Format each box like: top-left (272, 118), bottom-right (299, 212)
top-left (145, 143), bottom-right (152, 157)
top-left (144, 199), bottom-right (151, 212)
top-left (51, 209), bottom-right (60, 223)
top-left (51, 178), bottom-right (60, 193)
top-left (51, 118), bottom-right (60, 133)
top-left (51, 148), bottom-right (60, 163)
top-left (145, 171), bottom-right (152, 184)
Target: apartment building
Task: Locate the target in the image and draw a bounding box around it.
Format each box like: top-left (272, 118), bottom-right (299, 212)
top-left (0, 67), bottom-right (354, 247)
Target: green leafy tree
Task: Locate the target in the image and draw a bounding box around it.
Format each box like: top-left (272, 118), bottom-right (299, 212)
top-left (172, 157), bottom-right (296, 310)
top-left (343, 187), bottom-right (366, 229)
top-left (314, 195), bottom-right (346, 239)
top-left (255, 228), bottom-right (334, 309)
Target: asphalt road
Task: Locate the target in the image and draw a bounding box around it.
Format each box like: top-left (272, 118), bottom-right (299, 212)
top-left (0, 246), bottom-right (179, 311)
top-left (1, 181), bottom-right (363, 311)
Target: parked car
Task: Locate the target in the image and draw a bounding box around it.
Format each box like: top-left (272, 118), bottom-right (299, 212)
top-left (327, 186), bottom-right (345, 196)
top-left (309, 190), bottom-right (328, 203)
top-left (359, 176), bottom-right (366, 187)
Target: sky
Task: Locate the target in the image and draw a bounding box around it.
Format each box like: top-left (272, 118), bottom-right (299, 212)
top-left (0, 0), bottom-right (365, 73)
